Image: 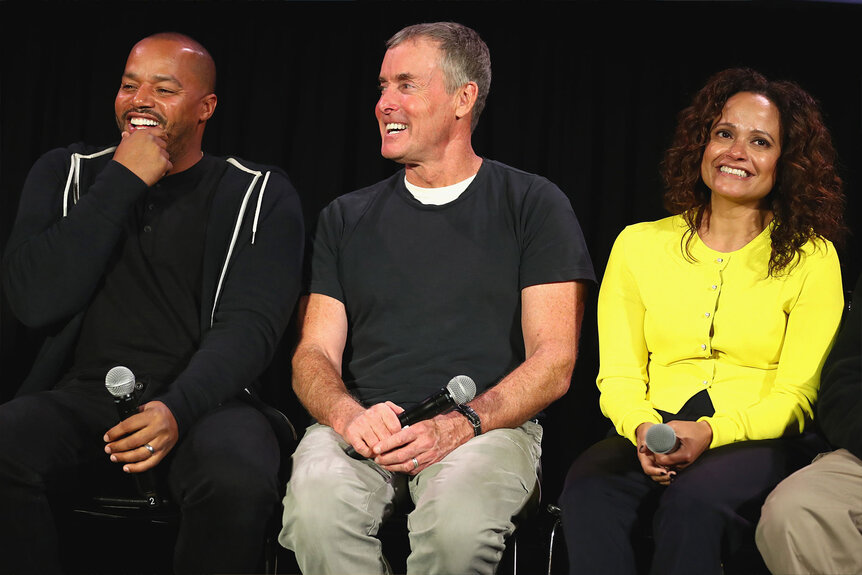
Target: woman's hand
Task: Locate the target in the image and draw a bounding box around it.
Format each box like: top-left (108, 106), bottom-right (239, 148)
top-left (653, 420), bottom-right (713, 471)
top-left (636, 420), bottom-right (714, 485)
top-left (636, 422), bottom-right (676, 486)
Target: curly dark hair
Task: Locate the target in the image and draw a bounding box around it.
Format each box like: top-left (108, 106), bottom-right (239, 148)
top-left (660, 67), bottom-right (846, 275)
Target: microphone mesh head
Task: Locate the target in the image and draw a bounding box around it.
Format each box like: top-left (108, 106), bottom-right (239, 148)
top-left (447, 375), bottom-right (477, 405)
top-left (645, 423), bottom-right (677, 454)
top-left (105, 366), bottom-right (136, 397)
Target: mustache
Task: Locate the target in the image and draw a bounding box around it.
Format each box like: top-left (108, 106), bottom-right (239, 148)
top-left (122, 108), bottom-right (167, 126)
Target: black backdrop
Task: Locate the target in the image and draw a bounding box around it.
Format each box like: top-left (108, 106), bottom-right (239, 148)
top-left (2, 0), bottom-right (861, 510)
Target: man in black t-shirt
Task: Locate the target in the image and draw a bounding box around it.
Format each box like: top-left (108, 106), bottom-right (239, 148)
top-left (279, 21), bottom-right (595, 574)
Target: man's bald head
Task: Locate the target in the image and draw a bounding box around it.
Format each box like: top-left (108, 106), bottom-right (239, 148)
top-left (133, 32), bottom-right (216, 94)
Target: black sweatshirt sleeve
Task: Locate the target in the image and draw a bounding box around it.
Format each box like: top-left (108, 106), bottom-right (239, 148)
top-left (817, 271), bottom-right (862, 460)
top-left (155, 168), bottom-right (305, 437)
top-left (2, 147), bottom-right (148, 328)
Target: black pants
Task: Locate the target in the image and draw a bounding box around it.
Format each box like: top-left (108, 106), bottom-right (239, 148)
top-left (558, 432), bottom-right (827, 575)
top-left (0, 380), bottom-right (281, 575)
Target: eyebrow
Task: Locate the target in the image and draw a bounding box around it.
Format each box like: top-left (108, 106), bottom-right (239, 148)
top-left (379, 72), bottom-right (419, 84)
top-left (123, 72), bottom-right (182, 86)
top-left (714, 122), bottom-right (777, 142)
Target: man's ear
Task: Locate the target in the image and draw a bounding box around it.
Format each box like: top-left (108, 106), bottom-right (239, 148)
top-left (455, 82), bottom-right (478, 121)
top-left (199, 93), bottom-right (218, 123)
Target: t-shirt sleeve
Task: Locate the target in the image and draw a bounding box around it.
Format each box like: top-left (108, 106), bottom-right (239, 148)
top-left (308, 201), bottom-right (346, 303)
top-left (518, 178), bottom-right (596, 289)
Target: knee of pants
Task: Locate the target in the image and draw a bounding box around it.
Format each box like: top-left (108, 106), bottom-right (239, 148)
top-left (0, 455), bottom-right (40, 491)
top-left (758, 486), bottom-right (809, 539)
top-left (177, 453), bottom-right (279, 520)
top-left (560, 472), bottom-right (631, 522)
top-left (560, 473), bottom-right (598, 507)
top-left (655, 482), bottom-right (724, 526)
top-left (408, 490), bottom-right (509, 570)
top-left (285, 466), bottom-right (384, 537)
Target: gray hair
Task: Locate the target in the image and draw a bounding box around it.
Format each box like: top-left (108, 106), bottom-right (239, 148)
top-left (387, 22), bottom-right (491, 132)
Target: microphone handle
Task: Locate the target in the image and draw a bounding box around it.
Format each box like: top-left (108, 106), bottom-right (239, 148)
top-left (112, 395), bottom-right (163, 507)
top-left (398, 390), bottom-right (455, 427)
top-left (134, 472), bottom-right (162, 507)
top-left (113, 394), bottom-right (139, 420)
top-left (344, 444), bottom-right (364, 460)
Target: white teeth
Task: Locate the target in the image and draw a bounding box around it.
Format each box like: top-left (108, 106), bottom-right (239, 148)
top-left (720, 166), bottom-right (749, 177)
top-left (130, 117), bottom-right (159, 127)
top-left (386, 123), bottom-right (407, 133)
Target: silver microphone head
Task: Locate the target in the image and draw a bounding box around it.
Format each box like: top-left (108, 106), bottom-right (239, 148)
top-left (645, 423), bottom-right (677, 454)
top-left (105, 366), bottom-right (136, 398)
top-left (446, 375), bottom-right (477, 405)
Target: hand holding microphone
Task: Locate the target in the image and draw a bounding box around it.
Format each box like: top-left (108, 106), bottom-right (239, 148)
top-left (344, 375), bottom-right (477, 460)
top-left (104, 366), bottom-right (162, 507)
top-left (642, 420), bottom-right (714, 485)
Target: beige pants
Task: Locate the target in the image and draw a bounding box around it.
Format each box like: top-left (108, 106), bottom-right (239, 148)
top-left (756, 449), bottom-right (862, 575)
top-left (279, 421), bottom-right (542, 575)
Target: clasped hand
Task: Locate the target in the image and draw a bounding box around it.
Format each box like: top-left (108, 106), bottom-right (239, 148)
top-left (104, 400), bottom-right (178, 473)
top-left (635, 420), bottom-right (713, 486)
top-left (342, 401), bottom-right (462, 475)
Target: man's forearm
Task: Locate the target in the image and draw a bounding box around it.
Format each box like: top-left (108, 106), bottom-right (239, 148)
top-left (292, 344), bottom-right (364, 436)
top-left (468, 340), bottom-right (575, 433)
top-left (467, 282), bottom-right (583, 433)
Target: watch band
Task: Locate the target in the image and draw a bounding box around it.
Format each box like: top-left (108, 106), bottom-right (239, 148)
top-left (455, 404), bottom-right (482, 437)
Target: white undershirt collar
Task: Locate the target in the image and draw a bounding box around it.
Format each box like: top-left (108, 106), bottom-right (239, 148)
top-left (404, 174), bottom-right (476, 205)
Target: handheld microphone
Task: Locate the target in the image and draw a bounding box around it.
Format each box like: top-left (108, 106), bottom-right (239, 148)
top-left (645, 423), bottom-right (680, 455)
top-left (105, 366), bottom-right (162, 507)
top-left (344, 375), bottom-right (477, 460)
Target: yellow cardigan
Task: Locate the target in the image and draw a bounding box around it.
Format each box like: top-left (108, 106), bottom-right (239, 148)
top-left (597, 215), bottom-right (843, 448)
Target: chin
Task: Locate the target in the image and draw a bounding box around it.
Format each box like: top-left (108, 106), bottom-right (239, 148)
top-left (380, 147), bottom-right (403, 162)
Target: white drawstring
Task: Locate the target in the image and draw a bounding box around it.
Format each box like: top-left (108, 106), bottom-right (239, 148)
top-left (212, 158), bottom-right (269, 326)
top-left (61, 147), bottom-right (117, 217)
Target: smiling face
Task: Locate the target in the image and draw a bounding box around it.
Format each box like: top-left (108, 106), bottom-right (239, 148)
top-left (114, 36), bottom-right (216, 169)
top-left (375, 38), bottom-right (462, 167)
top-left (700, 91), bottom-right (782, 210)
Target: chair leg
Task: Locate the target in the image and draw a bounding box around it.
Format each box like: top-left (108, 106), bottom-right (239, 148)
top-left (512, 532), bottom-right (518, 575)
top-left (263, 536), bottom-right (277, 575)
top-left (547, 504), bottom-right (562, 575)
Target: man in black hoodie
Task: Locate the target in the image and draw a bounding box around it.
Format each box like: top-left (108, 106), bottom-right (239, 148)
top-left (0, 32), bottom-right (304, 574)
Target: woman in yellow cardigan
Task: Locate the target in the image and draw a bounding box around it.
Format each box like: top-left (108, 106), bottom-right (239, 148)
top-left (559, 68), bottom-right (847, 575)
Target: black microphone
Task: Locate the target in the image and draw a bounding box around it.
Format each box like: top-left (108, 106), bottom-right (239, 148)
top-left (105, 366), bottom-right (162, 508)
top-left (645, 423), bottom-right (680, 454)
top-left (344, 375), bottom-right (477, 460)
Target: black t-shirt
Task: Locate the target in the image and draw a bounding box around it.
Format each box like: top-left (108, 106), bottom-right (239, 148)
top-left (311, 159), bottom-right (596, 409)
top-left (67, 156), bottom-right (224, 386)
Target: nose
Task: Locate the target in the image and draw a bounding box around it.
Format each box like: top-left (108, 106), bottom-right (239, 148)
top-left (725, 138), bottom-right (747, 160)
top-left (377, 86), bottom-right (397, 115)
top-left (132, 84), bottom-right (155, 108)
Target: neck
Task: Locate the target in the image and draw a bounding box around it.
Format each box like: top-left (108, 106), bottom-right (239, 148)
top-left (166, 148), bottom-right (204, 176)
top-left (405, 151), bottom-right (482, 188)
top-left (698, 201), bottom-right (772, 253)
